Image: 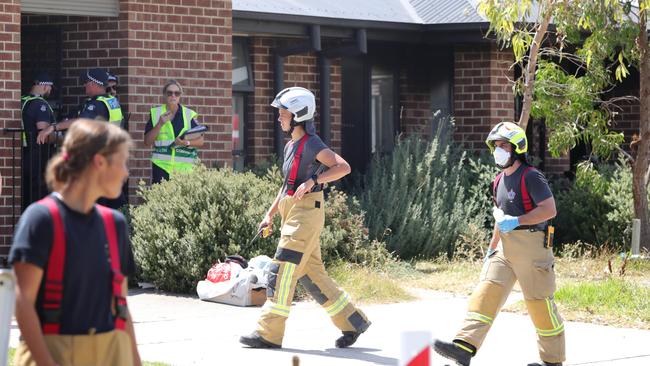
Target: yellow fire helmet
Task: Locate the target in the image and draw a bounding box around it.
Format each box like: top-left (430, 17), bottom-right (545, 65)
top-left (485, 121), bottom-right (528, 154)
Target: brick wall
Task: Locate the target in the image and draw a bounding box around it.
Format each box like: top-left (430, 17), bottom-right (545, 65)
top-left (399, 69), bottom-right (435, 137)
top-left (21, 0), bottom-right (232, 195)
top-left (247, 37), bottom-right (342, 165)
top-left (453, 44), bottom-right (515, 151)
top-left (0, 0), bottom-right (21, 258)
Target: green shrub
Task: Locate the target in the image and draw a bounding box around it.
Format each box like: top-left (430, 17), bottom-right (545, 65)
top-left (131, 166), bottom-right (390, 293)
top-left (131, 166), bottom-right (279, 293)
top-left (553, 160), bottom-right (634, 251)
top-left (354, 124), bottom-right (486, 259)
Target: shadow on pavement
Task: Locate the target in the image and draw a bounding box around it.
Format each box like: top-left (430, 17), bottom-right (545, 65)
top-left (276, 347), bottom-right (397, 365)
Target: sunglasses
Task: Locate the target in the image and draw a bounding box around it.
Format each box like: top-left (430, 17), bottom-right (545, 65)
top-left (106, 86), bottom-right (116, 92)
top-left (166, 90), bottom-right (181, 97)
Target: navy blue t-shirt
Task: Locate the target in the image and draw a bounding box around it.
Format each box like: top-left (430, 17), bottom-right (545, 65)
top-left (78, 96), bottom-right (110, 121)
top-left (9, 194), bottom-right (135, 334)
top-left (21, 95), bottom-right (55, 146)
top-left (281, 134), bottom-right (328, 197)
top-left (495, 164), bottom-right (553, 230)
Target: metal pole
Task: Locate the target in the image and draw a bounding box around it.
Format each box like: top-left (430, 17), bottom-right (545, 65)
top-left (0, 269), bottom-right (16, 366)
top-left (319, 55), bottom-right (331, 145)
top-left (632, 218), bottom-right (641, 255)
top-left (274, 53), bottom-right (285, 158)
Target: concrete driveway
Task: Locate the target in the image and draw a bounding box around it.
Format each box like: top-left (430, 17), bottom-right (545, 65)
top-left (10, 289), bottom-right (650, 365)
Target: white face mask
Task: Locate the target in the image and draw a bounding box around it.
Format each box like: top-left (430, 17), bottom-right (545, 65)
top-left (493, 146), bottom-right (511, 166)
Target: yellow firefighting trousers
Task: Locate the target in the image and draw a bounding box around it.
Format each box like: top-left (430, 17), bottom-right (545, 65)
top-left (455, 230), bottom-right (565, 363)
top-left (256, 191), bottom-right (370, 346)
top-left (14, 329), bottom-right (133, 366)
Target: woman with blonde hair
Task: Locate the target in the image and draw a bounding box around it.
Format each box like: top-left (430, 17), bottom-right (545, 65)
top-left (144, 79), bottom-right (205, 184)
top-left (10, 119), bottom-right (141, 366)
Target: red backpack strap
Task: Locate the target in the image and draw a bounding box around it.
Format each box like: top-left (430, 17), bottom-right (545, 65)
top-left (96, 205), bottom-right (128, 331)
top-left (39, 196), bottom-right (66, 335)
top-left (492, 172), bottom-right (504, 206)
top-left (521, 166), bottom-right (535, 213)
top-left (286, 134), bottom-right (310, 196)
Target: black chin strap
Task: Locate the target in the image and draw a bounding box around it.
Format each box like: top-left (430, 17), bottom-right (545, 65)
top-left (286, 120), bottom-right (301, 136)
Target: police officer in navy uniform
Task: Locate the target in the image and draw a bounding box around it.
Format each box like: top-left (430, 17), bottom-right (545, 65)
top-left (21, 72), bottom-right (56, 210)
top-left (77, 68), bottom-right (124, 128)
top-left (77, 68), bottom-right (127, 209)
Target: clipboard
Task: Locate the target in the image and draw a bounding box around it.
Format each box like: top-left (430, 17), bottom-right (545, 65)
top-left (181, 125), bottom-right (208, 140)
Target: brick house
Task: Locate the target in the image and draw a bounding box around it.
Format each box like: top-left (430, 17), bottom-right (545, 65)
top-left (0, 0), bottom-right (640, 260)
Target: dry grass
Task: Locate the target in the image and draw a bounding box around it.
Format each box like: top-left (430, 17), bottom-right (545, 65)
top-left (504, 252), bottom-right (650, 330)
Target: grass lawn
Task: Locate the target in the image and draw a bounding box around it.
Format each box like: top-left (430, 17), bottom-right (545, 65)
top-left (388, 255), bottom-right (650, 330)
top-left (328, 261), bottom-right (415, 304)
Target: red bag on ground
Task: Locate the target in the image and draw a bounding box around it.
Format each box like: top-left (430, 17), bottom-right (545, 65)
top-left (206, 262), bottom-right (233, 283)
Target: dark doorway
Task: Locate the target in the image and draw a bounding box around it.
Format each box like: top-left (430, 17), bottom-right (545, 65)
top-left (341, 57), bottom-right (369, 173)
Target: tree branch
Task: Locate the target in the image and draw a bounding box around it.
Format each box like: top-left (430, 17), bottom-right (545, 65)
top-left (519, 0), bottom-right (555, 130)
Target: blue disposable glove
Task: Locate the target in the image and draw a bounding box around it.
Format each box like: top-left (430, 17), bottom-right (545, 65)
top-left (484, 247), bottom-right (497, 262)
top-left (497, 215), bottom-right (519, 233)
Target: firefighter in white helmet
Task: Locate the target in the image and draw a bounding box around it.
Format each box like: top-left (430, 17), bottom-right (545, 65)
top-left (239, 87), bottom-right (371, 349)
top-left (433, 121), bottom-right (565, 366)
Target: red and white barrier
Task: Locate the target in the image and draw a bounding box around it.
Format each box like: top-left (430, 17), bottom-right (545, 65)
top-left (399, 330), bottom-right (431, 366)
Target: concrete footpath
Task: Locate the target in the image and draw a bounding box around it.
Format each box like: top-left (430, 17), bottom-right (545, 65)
top-left (10, 289), bottom-right (650, 366)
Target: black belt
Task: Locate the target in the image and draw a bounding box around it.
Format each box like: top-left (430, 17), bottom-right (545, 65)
top-left (514, 225), bottom-right (547, 232)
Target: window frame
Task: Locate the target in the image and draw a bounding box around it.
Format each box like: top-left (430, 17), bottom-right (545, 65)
top-left (232, 37), bottom-right (255, 93)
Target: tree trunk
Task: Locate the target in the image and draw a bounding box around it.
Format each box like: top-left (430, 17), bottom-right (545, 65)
top-left (634, 9), bottom-right (650, 253)
top-left (518, 0), bottom-right (553, 130)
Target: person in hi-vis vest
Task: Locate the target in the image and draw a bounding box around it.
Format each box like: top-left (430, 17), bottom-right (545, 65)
top-left (143, 80), bottom-right (205, 184)
top-left (77, 68), bottom-right (123, 128)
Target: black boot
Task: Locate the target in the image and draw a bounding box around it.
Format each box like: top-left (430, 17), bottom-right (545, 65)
top-left (527, 362), bottom-right (562, 366)
top-left (239, 331), bottom-right (281, 349)
top-left (335, 321), bottom-right (371, 348)
top-left (432, 339), bottom-right (473, 366)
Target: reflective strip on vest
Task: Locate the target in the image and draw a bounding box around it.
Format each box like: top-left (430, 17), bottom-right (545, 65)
top-left (96, 96), bottom-right (124, 127)
top-left (150, 105), bottom-right (198, 175)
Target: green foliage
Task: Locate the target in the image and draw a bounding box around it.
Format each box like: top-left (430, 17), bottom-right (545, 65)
top-left (532, 60), bottom-right (625, 159)
top-left (131, 166), bottom-right (279, 293)
top-left (553, 159), bottom-right (636, 250)
top-left (131, 166), bottom-right (390, 293)
top-left (354, 124), bottom-right (488, 260)
top-left (555, 278), bottom-right (650, 325)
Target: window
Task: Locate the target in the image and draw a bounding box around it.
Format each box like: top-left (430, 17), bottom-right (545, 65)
top-left (232, 93), bottom-right (246, 171)
top-left (231, 38), bottom-right (254, 170)
top-left (371, 65), bottom-right (396, 154)
top-left (232, 38), bottom-right (254, 92)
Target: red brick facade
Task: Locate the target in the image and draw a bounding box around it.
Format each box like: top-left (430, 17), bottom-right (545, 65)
top-left (0, 0), bottom-right (22, 256)
top-left (246, 37), bottom-right (342, 165)
top-left (453, 44), bottom-right (515, 150)
top-left (2, 0), bottom-right (232, 257)
top-left (4, 4), bottom-right (638, 258)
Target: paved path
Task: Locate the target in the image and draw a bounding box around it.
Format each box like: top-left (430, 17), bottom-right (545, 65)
top-left (10, 289), bottom-right (650, 365)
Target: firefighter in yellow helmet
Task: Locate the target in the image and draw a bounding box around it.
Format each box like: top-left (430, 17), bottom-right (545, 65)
top-left (433, 121), bottom-right (565, 366)
top-left (239, 87), bottom-right (371, 349)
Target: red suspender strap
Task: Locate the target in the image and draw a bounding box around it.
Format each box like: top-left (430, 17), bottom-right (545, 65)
top-left (286, 134), bottom-right (310, 196)
top-left (492, 172), bottom-right (504, 206)
top-left (39, 196), bottom-right (66, 335)
top-left (96, 205), bottom-right (128, 331)
top-left (521, 166), bottom-right (535, 213)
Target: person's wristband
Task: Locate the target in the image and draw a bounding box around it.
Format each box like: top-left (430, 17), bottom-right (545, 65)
top-left (52, 123), bottom-right (57, 132)
top-left (311, 174), bottom-right (318, 185)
